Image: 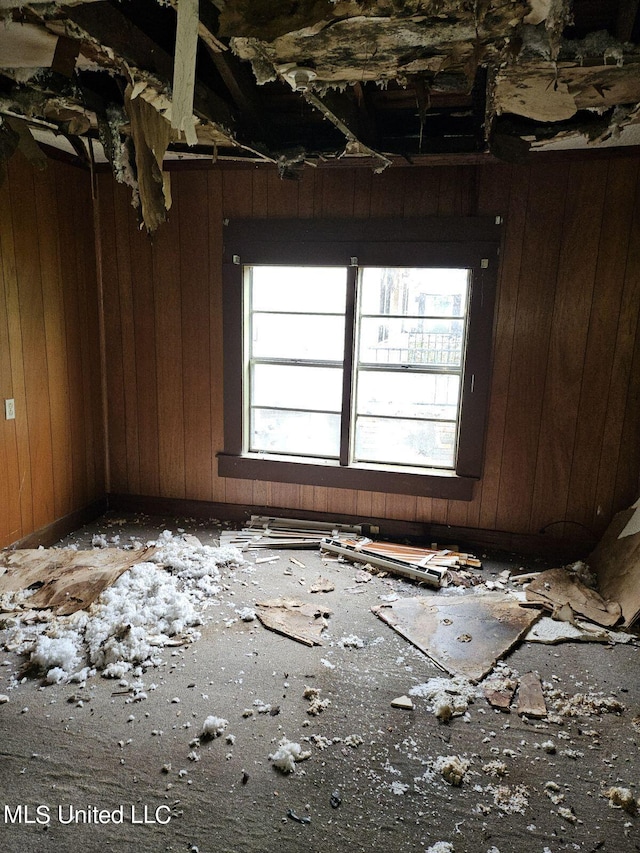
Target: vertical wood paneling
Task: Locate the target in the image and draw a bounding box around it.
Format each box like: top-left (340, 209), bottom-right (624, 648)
top-left (10, 160), bottom-right (55, 530)
top-left (595, 169), bottom-right (640, 524)
top-left (177, 172), bottom-right (213, 501)
top-left (153, 192), bottom-right (185, 499)
top-left (495, 163), bottom-right (569, 533)
top-left (98, 177), bottom-right (128, 493)
top-left (0, 197), bottom-right (22, 545)
top-left (98, 156), bottom-right (640, 548)
top-left (35, 168), bottom-right (73, 519)
top-left (477, 164), bottom-right (526, 531)
top-left (130, 221), bottom-right (159, 496)
top-left (566, 159), bottom-right (639, 533)
top-left (0, 155), bottom-right (103, 547)
top-left (1, 161), bottom-right (33, 538)
top-left (112, 186), bottom-right (140, 493)
top-left (530, 160), bottom-right (608, 537)
top-left (208, 170), bottom-right (226, 504)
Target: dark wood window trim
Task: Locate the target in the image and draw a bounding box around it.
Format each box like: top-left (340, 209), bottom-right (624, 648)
top-left (218, 217), bottom-right (502, 501)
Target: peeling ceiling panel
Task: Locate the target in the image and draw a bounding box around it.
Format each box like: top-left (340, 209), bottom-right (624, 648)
top-left (0, 0), bottom-right (639, 231)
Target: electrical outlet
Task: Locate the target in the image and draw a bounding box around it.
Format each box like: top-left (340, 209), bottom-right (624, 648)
top-left (5, 399), bottom-right (15, 420)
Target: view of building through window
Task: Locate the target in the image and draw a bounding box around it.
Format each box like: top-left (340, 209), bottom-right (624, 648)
top-left (246, 264), bottom-right (469, 470)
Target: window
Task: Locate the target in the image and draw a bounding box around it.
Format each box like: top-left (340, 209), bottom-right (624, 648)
top-left (219, 217), bottom-right (501, 500)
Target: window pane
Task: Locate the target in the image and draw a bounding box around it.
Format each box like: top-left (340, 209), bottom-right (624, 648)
top-left (359, 318), bottom-right (464, 367)
top-left (251, 266), bottom-right (347, 313)
top-left (360, 268), bottom-right (468, 317)
top-left (252, 364), bottom-right (343, 412)
top-left (253, 314), bottom-right (346, 360)
top-left (354, 416), bottom-right (456, 468)
top-left (251, 409), bottom-right (341, 457)
top-left (356, 371), bottom-right (459, 420)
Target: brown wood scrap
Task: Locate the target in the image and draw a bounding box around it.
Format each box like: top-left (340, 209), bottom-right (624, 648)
top-left (485, 683), bottom-right (516, 711)
top-left (525, 568), bottom-right (621, 628)
top-left (516, 671), bottom-right (547, 718)
top-left (0, 547), bottom-right (156, 615)
top-left (255, 598), bottom-right (332, 646)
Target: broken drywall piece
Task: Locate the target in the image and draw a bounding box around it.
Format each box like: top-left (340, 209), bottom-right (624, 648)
top-left (525, 568), bottom-right (621, 628)
top-left (390, 695), bottom-right (414, 710)
top-left (0, 547), bottom-right (156, 615)
top-left (371, 592), bottom-right (540, 683)
top-left (516, 671), bottom-right (547, 718)
top-left (255, 597), bottom-right (331, 646)
top-left (618, 498), bottom-right (640, 539)
top-left (589, 501), bottom-right (640, 628)
top-left (525, 616), bottom-right (635, 645)
top-left (310, 577), bottom-right (335, 594)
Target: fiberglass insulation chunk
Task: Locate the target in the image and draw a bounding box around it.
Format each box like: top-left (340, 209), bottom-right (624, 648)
top-left (269, 738), bottom-right (311, 773)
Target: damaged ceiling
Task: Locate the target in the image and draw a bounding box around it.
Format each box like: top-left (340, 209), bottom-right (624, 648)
top-left (1, 0), bottom-right (640, 229)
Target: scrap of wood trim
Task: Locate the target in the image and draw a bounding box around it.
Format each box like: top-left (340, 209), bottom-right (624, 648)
top-left (321, 538), bottom-right (446, 587)
top-left (516, 671), bottom-right (547, 718)
top-left (525, 568), bottom-right (621, 628)
top-left (255, 597), bottom-right (332, 646)
top-left (171, 0), bottom-right (199, 145)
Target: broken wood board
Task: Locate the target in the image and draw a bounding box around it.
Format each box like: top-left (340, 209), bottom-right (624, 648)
top-left (516, 672), bottom-right (547, 718)
top-left (220, 516), bottom-right (376, 550)
top-left (0, 547), bottom-right (156, 616)
top-left (255, 598), bottom-right (332, 647)
top-left (588, 502), bottom-right (640, 628)
top-left (371, 592), bottom-right (541, 683)
top-left (321, 538), bottom-right (446, 587)
top-left (525, 568), bottom-right (621, 628)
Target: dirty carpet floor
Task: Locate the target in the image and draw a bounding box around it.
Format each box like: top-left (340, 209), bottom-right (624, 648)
top-left (1, 513), bottom-right (639, 853)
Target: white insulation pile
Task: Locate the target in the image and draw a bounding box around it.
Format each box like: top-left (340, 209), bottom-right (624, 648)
top-left (1, 532), bottom-right (244, 684)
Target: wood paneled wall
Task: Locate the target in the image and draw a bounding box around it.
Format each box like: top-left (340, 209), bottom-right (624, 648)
top-left (98, 155), bottom-right (640, 547)
top-left (0, 154), bottom-right (105, 548)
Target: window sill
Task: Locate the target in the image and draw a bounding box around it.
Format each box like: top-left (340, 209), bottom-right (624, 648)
top-left (217, 453), bottom-right (476, 500)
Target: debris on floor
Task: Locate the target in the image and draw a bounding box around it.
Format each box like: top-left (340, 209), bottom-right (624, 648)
top-left (309, 577), bottom-right (335, 593)
top-left (390, 694), bottom-right (414, 710)
top-left (589, 498), bottom-right (640, 627)
top-left (515, 671), bottom-right (547, 718)
top-left (0, 532), bottom-right (244, 683)
top-left (524, 615), bottom-right (635, 644)
top-left (269, 737), bottom-right (311, 773)
top-left (372, 592), bottom-right (541, 682)
top-left (0, 546), bottom-right (157, 615)
top-left (321, 536), bottom-right (477, 588)
top-left (524, 567), bottom-right (622, 627)
top-left (254, 598), bottom-right (332, 646)
top-left (220, 515), bottom-right (377, 549)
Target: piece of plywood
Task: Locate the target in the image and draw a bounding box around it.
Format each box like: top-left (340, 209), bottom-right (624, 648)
top-left (589, 504), bottom-right (640, 628)
top-left (371, 592), bottom-right (541, 683)
top-left (0, 547), bottom-right (155, 615)
top-left (255, 598), bottom-right (332, 647)
top-left (525, 568), bottom-right (621, 628)
top-left (516, 671), bottom-right (547, 718)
